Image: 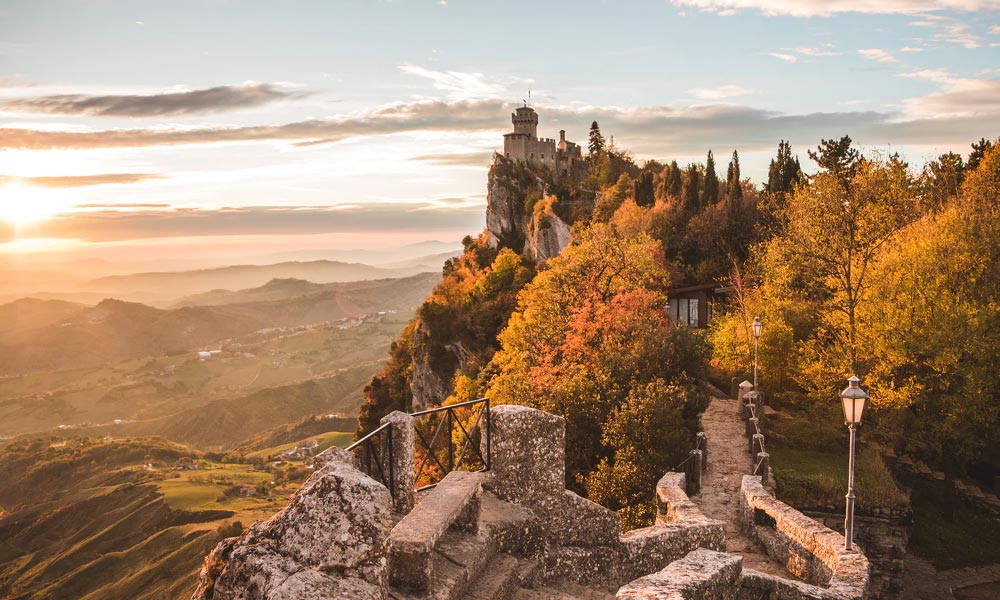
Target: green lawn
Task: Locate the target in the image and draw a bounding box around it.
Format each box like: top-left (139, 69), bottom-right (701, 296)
top-left (770, 446), bottom-right (909, 510)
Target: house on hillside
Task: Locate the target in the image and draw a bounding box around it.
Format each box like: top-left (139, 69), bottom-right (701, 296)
top-left (666, 284), bottom-right (733, 329)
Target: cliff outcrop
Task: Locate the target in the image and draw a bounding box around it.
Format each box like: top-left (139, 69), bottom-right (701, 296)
top-left (485, 154), bottom-right (572, 263)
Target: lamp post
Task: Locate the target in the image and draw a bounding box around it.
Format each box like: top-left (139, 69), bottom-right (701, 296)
top-left (751, 317), bottom-right (763, 391)
top-left (840, 375), bottom-right (868, 551)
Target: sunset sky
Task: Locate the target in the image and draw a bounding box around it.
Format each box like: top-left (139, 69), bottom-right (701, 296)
top-left (1, 0), bottom-right (998, 263)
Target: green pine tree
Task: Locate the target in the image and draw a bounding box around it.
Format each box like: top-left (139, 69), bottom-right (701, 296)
top-left (703, 150), bottom-right (719, 205)
top-left (588, 121), bottom-right (606, 157)
top-left (727, 150), bottom-right (742, 201)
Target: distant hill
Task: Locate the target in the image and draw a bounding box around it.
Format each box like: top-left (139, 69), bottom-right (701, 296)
top-left (72, 365), bottom-right (374, 449)
top-left (87, 260), bottom-right (426, 298)
top-left (0, 437), bottom-right (225, 600)
top-left (0, 272), bottom-right (439, 375)
top-left (233, 413), bottom-right (359, 453)
top-left (0, 298), bottom-right (86, 337)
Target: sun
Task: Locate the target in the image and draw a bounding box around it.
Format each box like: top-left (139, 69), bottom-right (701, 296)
top-left (0, 181), bottom-right (64, 226)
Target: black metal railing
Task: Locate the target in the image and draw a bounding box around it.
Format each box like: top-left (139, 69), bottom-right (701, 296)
top-left (411, 397), bottom-right (491, 491)
top-left (346, 422), bottom-right (395, 498)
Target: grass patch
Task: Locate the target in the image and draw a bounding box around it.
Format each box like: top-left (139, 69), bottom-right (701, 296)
top-left (771, 446), bottom-right (909, 510)
top-left (245, 431), bottom-right (353, 460)
top-left (909, 486), bottom-right (1000, 569)
top-left (156, 463), bottom-right (275, 511)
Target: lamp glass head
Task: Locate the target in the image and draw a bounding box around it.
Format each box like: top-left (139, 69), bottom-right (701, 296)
top-left (840, 375), bottom-right (868, 425)
top-left (751, 316), bottom-right (763, 339)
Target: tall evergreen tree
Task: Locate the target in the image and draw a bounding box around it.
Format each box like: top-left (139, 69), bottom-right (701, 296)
top-left (666, 160), bottom-right (682, 198)
top-left (588, 121), bottom-right (606, 157)
top-left (682, 163), bottom-right (701, 212)
top-left (633, 171), bottom-right (655, 207)
top-left (703, 150), bottom-right (719, 205)
top-left (967, 137), bottom-right (995, 172)
top-left (765, 140), bottom-right (802, 194)
top-left (727, 150), bottom-right (743, 201)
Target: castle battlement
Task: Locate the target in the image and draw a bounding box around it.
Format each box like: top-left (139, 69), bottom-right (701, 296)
top-left (503, 105), bottom-right (584, 180)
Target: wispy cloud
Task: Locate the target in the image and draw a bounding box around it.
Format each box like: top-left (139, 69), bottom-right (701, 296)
top-left (991, 25), bottom-right (1000, 34)
top-left (409, 151), bottom-right (493, 167)
top-left (689, 84), bottom-right (758, 99)
top-left (858, 48), bottom-right (898, 63)
top-left (767, 52), bottom-right (800, 63)
top-left (0, 173), bottom-right (166, 188)
top-left (0, 203), bottom-right (486, 244)
top-left (399, 64), bottom-right (531, 101)
top-left (671, 0), bottom-right (1000, 17)
top-left (0, 82), bottom-right (310, 117)
top-left (899, 46), bottom-right (924, 52)
top-left (794, 46), bottom-right (841, 57)
top-left (909, 15), bottom-right (985, 48)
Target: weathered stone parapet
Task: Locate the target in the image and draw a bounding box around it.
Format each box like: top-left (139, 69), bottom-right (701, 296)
top-left (192, 447), bottom-right (392, 600)
top-left (379, 410), bottom-right (415, 513)
top-left (617, 548), bottom-right (742, 600)
top-left (482, 404), bottom-right (566, 506)
top-left (619, 521), bottom-right (727, 586)
top-left (740, 475), bottom-right (870, 600)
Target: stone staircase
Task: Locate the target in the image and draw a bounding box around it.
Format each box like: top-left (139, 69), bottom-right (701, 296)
top-left (387, 471), bottom-right (613, 600)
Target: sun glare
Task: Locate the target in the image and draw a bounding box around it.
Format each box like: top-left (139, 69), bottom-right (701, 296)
top-left (0, 181), bottom-right (66, 226)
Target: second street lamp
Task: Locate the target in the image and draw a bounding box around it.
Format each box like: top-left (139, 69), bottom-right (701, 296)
top-left (840, 375), bottom-right (869, 552)
top-left (751, 317), bottom-right (763, 391)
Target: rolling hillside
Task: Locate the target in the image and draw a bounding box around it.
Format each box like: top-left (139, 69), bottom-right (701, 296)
top-left (0, 272), bottom-right (438, 376)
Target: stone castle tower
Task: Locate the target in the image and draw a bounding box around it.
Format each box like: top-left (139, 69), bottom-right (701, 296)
top-left (502, 104), bottom-right (584, 179)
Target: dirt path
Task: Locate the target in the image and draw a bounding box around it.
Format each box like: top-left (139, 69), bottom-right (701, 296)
top-left (692, 395), bottom-right (790, 577)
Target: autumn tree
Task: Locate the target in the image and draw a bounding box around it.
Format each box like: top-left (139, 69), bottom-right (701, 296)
top-left (681, 163), bottom-right (701, 213)
top-left (967, 137), bottom-right (994, 171)
top-left (664, 160), bottom-right (683, 198)
top-left (486, 223), bottom-right (709, 527)
top-left (768, 149), bottom-right (919, 380)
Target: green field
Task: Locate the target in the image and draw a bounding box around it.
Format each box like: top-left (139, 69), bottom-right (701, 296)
top-left (156, 463), bottom-right (285, 511)
top-left (245, 430), bottom-right (354, 460)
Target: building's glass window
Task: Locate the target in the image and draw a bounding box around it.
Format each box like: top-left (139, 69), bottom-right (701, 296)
top-left (666, 297), bottom-right (699, 327)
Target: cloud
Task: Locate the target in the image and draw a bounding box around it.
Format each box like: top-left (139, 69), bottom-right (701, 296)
top-left (0, 203), bottom-right (486, 244)
top-left (858, 48), bottom-right (898, 62)
top-left (899, 46), bottom-right (924, 52)
top-left (793, 47), bottom-right (841, 56)
top-left (399, 64), bottom-right (532, 101)
top-left (0, 82), bottom-right (310, 117)
top-left (0, 98), bottom-right (509, 150)
top-left (689, 85), bottom-right (758, 99)
top-left (409, 151), bottom-right (494, 167)
top-left (0, 173), bottom-right (166, 188)
top-left (670, 0), bottom-right (1000, 17)
top-left (909, 15), bottom-right (984, 47)
top-left (0, 94), bottom-right (995, 163)
top-left (991, 25), bottom-right (1000, 34)
top-left (767, 52), bottom-right (800, 62)
top-left (899, 71), bottom-right (1000, 117)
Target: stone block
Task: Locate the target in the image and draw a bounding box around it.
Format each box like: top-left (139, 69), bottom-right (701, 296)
top-left (196, 454), bottom-right (392, 599)
top-left (482, 404), bottom-right (565, 507)
top-left (380, 410), bottom-right (415, 513)
top-left (388, 470), bottom-right (484, 591)
top-left (616, 548), bottom-right (742, 600)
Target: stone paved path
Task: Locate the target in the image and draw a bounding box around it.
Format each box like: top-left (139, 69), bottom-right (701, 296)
top-left (902, 555), bottom-right (1000, 599)
top-left (691, 395), bottom-right (790, 578)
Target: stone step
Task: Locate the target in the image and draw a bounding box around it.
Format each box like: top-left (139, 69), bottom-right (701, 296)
top-left (390, 471), bottom-right (485, 593)
top-left (512, 582), bottom-right (615, 600)
top-left (464, 554), bottom-right (535, 600)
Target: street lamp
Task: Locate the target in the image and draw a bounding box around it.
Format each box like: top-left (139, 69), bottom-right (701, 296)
top-left (840, 375), bottom-right (868, 551)
top-left (751, 317), bottom-right (763, 391)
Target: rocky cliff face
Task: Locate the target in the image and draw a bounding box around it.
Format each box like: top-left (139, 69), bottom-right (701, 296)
top-left (485, 154), bottom-right (571, 263)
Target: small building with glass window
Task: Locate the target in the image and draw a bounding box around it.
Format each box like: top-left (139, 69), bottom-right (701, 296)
top-left (666, 283), bottom-right (733, 328)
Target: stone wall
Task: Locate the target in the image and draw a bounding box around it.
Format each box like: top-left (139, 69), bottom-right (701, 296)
top-left (484, 404), bottom-right (727, 590)
top-left (802, 509), bottom-right (910, 598)
top-left (740, 475), bottom-right (869, 600)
